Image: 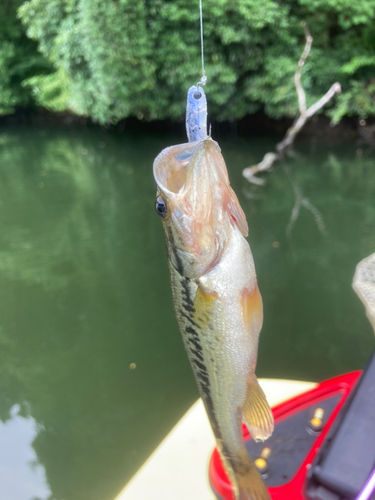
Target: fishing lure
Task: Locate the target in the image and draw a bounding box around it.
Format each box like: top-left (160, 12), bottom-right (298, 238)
top-left (186, 84), bottom-right (208, 142)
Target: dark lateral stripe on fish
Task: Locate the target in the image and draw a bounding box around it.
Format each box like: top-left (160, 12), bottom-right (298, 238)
top-left (185, 325), bottom-right (200, 338)
top-left (180, 311), bottom-right (200, 328)
top-left (187, 337), bottom-right (204, 356)
top-left (198, 380), bottom-right (224, 442)
top-left (181, 290), bottom-right (194, 306)
top-left (171, 246), bottom-right (183, 272)
top-left (192, 358), bottom-right (208, 372)
top-left (180, 277), bottom-right (194, 303)
top-left (187, 335), bottom-right (203, 352)
top-left (190, 347), bottom-right (204, 362)
top-left (165, 228), bottom-right (185, 275)
top-left (179, 286), bottom-right (224, 447)
top-left (197, 371), bottom-right (210, 387)
top-left (170, 266), bottom-right (223, 446)
top-left (182, 302), bottom-right (195, 313)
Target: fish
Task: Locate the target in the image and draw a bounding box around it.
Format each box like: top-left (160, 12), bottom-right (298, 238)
top-left (153, 134), bottom-right (274, 500)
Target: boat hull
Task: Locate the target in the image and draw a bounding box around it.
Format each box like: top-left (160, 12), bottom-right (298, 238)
top-left (209, 371), bottom-right (362, 500)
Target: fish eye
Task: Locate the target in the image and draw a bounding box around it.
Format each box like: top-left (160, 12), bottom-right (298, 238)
top-left (155, 196), bottom-right (168, 218)
top-left (194, 91), bottom-right (202, 99)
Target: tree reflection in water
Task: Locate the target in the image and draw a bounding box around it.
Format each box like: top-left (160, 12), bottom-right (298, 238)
top-left (0, 128), bottom-right (194, 500)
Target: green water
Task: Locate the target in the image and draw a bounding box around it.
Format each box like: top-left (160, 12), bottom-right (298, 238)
top-left (0, 126), bottom-right (374, 500)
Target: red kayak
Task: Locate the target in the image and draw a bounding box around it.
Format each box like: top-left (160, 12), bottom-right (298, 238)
top-left (209, 354), bottom-right (375, 500)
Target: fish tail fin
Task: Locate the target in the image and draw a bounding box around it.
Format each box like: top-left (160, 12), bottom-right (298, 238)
top-left (235, 458), bottom-right (271, 500)
top-left (242, 377), bottom-right (274, 442)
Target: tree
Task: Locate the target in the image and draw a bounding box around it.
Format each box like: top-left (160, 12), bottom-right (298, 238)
top-left (11, 0), bottom-right (375, 123)
top-left (0, 0), bottom-right (51, 114)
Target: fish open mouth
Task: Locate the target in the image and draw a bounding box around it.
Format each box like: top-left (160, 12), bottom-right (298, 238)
top-left (153, 138), bottom-right (249, 238)
top-left (153, 140), bottom-right (201, 195)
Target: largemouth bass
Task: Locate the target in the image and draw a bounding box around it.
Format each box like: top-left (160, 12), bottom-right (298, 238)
top-left (154, 85), bottom-right (273, 500)
top-left (153, 136), bottom-right (274, 500)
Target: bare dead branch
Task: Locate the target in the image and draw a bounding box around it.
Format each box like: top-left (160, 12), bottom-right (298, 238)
top-left (243, 22), bottom-right (341, 185)
top-left (275, 82), bottom-right (341, 156)
top-left (276, 115), bottom-right (306, 155)
top-left (306, 82), bottom-right (341, 118)
top-left (243, 152), bottom-right (279, 181)
top-left (295, 22), bottom-right (313, 115)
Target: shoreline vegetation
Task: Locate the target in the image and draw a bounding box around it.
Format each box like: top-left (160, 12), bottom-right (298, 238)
top-left (1, 0), bottom-right (375, 129)
top-left (0, 107), bottom-right (366, 145)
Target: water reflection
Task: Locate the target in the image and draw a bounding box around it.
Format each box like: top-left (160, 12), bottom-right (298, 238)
top-left (0, 129), bottom-right (373, 500)
top-left (233, 138), bottom-right (375, 383)
top-left (283, 164), bottom-right (327, 238)
top-left (0, 405), bottom-right (50, 500)
top-left (0, 132), bottom-right (116, 289)
top-left (0, 128), bottom-right (194, 500)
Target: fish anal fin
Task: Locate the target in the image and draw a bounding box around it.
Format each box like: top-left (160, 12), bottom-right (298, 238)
top-left (241, 285), bottom-right (263, 332)
top-left (242, 378), bottom-right (274, 442)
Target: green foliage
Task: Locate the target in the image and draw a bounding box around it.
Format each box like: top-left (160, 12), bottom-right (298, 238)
top-left (1, 0), bottom-right (374, 122)
top-left (0, 42), bottom-right (16, 114)
top-left (0, 0), bottom-right (52, 114)
top-left (23, 69), bottom-right (70, 112)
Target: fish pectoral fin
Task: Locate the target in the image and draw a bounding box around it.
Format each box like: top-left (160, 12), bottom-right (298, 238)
top-left (242, 378), bottom-right (274, 442)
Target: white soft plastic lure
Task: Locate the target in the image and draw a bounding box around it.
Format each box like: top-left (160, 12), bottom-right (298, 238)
top-left (153, 88), bottom-right (273, 500)
top-left (186, 85), bottom-right (208, 142)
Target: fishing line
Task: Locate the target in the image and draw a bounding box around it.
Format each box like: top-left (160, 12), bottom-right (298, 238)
top-left (198, 0), bottom-right (207, 86)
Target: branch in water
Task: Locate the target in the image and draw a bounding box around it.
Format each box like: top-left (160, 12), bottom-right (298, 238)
top-left (243, 22), bottom-right (341, 184)
top-left (243, 153), bottom-right (279, 185)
